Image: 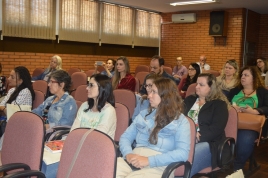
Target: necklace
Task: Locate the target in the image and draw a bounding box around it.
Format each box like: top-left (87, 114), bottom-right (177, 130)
top-left (242, 89), bottom-right (255, 97)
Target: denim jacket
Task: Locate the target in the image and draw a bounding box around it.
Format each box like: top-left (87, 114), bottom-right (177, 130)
top-left (32, 92), bottom-right (77, 128)
top-left (119, 109), bottom-right (190, 168)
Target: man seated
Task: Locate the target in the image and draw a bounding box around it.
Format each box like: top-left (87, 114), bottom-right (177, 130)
top-left (197, 55), bottom-right (210, 72)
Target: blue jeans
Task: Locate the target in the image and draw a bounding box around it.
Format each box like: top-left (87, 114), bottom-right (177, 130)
top-left (190, 142), bottom-right (211, 177)
top-left (234, 129), bottom-right (258, 171)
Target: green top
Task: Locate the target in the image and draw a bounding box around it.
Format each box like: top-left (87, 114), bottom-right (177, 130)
top-left (232, 90), bottom-right (258, 108)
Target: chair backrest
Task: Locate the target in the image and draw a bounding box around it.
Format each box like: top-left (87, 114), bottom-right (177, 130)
top-left (163, 66), bottom-right (173, 75)
top-left (74, 85), bottom-right (88, 102)
top-left (70, 72), bottom-right (87, 97)
top-left (33, 90), bottom-right (45, 109)
top-left (174, 117), bottom-right (196, 176)
top-left (226, 106), bottom-right (238, 141)
top-left (135, 72), bottom-right (149, 89)
top-left (113, 89), bottom-right (136, 119)
top-left (202, 70), bottom-right (220, 77)
top-left (57, 129), bottom-right (117, 178)
top-left (134, 77), bottom-right (140, 93)
top-left (85, 69), bottom-right (96, 78)
top-left (97, 65), bottom-right (105, 73)
top-left (185, 83), bottom-right (197, 98)
top-left (32, 68), bottom-right (44, 77)
top-left (67, 68), bottom-right (81, 76)
top-left (114, 102), bottom-right (130, 142)
top-left (134, 65), bottom-right (150, 75)
top-left (32, 80), bottom-right (48, 96)
top-left (2, 111), bottom-right (45, 171)
top-left (178, 76), bottom-right (187, 91)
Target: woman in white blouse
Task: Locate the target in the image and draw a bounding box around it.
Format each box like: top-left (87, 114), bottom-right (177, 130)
top-left (0, 66), bottom-right (35, 115)
top-left (71, 74), bottom-right (116, 139)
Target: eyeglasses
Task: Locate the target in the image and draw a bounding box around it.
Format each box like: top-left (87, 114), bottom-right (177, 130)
top-left (87, 83), bottom-right (98, 88)
top-left (144, 84), bottom-right (152, 88)
top-left (188, 68), bottom-right (195, 71)
top-left (257, 61), bottom-right (263, 63)
top-left (48, 80), bottom-right (58, 84)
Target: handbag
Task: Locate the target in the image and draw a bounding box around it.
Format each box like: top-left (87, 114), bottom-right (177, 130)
top-left (226, 169), bottom-right (244, 178)
top-left (238, 112), bottom-right (265, 146)
top-left (6, 103), bottom-right (32, 120)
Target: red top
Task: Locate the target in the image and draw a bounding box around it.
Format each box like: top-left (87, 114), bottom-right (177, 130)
top-left (116, 74), bottom-right (136, 92)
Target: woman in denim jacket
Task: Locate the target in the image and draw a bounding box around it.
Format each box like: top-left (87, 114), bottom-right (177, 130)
top-left (32, 70), bottom-right (77, 129)
top-left (117, 78), bottom-right (190, 178)
top-left (32, 55), bottom-right (62, 82)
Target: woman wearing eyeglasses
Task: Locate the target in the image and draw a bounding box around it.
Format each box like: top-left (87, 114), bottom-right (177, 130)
top-left (32, 55), bottom-right (62, 82)
top-left (32, 70), bottom-right (77, 129)
top-left (179, 63), bottom-right (200, 98)
top-left (70, 74), bottom-right (116, 139)
top-left (216, 59), bottom-right (239, 97)
top-left (256, 57), bottom-right (268, 87)
top-left (132, 74), bottom-right (161, 121)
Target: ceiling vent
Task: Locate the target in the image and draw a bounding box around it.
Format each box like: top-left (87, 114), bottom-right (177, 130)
top-left (172, 13), bottom-right (196, 23)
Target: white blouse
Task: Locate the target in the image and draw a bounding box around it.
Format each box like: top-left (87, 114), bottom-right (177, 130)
top-left (0, 87), bottom-right (33, 106)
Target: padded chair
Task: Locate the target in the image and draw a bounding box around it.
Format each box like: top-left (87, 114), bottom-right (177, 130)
top-left (134, 77), bottom-right (140, 93)
top-left (113, 89), bottom-right (136, 119)
top-left (67, 68), bottom-right (81, 76)
top-left (135, 71), bottom-right (149, 89)
top-left (85, 69), bottom-right (97, 78)
top-left (161, 117), bottom-right (196, 178)
top-left (33, 90), bottom-right (45, 109)
top-left (32, 68), bottom-right (44, 78)
top-left (178, 76), bottom-right (187, 99)
top-left (202, 70), bottom-right (220, 77)
top-left (7, 129), bottom-right (117, 178)
top-left (74, 85), bottom-right (88, 103)
top-left (32, 80), bottom-right (48, 96)
top-left (0, 111), bottom-right (45, 176)
top-left (185, 83), bottom-right (197, 98)
top-left (134, 65), bottom-right (150, 76)
top-left (76, 100), bottom-right (83, 111)
top-left (196, 106), bottom-right (237, 177)
top-left (70, 72), bottom-right (87, 97)
top-left (114, 102), bottom-right (130, 144)
top-left (97, 65), bottom-right (105, 73)
top-left (163, 66), bottom-right (173, 75)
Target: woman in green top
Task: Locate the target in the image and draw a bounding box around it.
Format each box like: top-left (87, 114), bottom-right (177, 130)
top-left (228, 66), bottom-right (268, 171)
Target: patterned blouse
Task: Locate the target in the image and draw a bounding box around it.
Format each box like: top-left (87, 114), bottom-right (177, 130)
top-left (0, 88), bottom-right (33, 106)
top-left (187, 98), bottom-right (205, 131)
top-left (0, 76), bottom-right (6, 97)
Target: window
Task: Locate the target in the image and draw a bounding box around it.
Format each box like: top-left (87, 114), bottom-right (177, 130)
top-left (60, 0), bottom-right (99, 43)
top-left (3, 0), bottom-right (55, 39)
top-left (101, 3), bottom-right (132, 45)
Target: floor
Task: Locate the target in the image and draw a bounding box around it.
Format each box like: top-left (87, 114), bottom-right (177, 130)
top-left (193, 140), bottom-right (268, 178)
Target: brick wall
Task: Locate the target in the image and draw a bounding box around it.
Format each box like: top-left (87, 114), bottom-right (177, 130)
top-left (257, 14), bottom-right (268, 59)
top-left (160, 9), bottom-right (244, 71)
top-left (0, 52), bottom-right (151, 77)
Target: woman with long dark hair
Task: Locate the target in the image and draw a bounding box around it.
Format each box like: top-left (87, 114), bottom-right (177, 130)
top-left (71, 74), bottom-right (116, 139)
top-left (0, 66), bottom-right (35, 114)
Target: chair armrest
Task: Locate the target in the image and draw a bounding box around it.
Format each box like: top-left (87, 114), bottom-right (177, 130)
top-left (217, 137), bottom-right (235, 167)
top-left (50, 130), bottom-right (70, 141)
top-left (0, 163), bottom-right (31, 173)
top-left (52, 126), bottom-right (71, 131)
top-left (3, 170), bottom-right (46, 178)
top-left (161, 161), bottom-right (191, 178)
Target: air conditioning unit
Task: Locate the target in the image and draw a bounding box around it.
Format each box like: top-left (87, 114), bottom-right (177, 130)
top-left (172, 13), bottom-right (196, 23)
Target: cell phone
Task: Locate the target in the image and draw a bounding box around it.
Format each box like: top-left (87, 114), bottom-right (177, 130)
top-left (95, 61), bottom-right (103, 66)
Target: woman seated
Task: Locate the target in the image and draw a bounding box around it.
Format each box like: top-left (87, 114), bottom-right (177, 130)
top-left (256, 57), bottom-right (268, 87)
top-left (183, 73), bottom-right (231, 177)
top-left (32, 55), bottom-right (62, 82)
top-left (180, 63), bottom-right (200, 97)
top-left (0, 66), bottom-right (35, 116)
top-left (32, 70), bottom-right (77, 129)
top-left (112, 56), bottom-right (136, 92)
top-left (0, 63), bottom-right (6, 98)
top-left (228, 66), bottom-right (268, 171)
top-left (94, 58), bottom-right (116, 78)
top-left (117, 78), bottom-right (190, 178)
top-left (132, 74), bottom-right (161, 121)
top-left (71, 74), bottom-right (116, 139)
top-left (216, 59), bottom-right (239, 97)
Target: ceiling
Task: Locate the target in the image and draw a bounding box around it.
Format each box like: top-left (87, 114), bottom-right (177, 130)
top-left (104, 0), bottom-right (268, 14)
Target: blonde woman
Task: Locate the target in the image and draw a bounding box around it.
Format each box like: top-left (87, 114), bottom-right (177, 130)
top-left (216, 59), bottom-right (239, 96)
top-left (112, 56), bottom-right (136, 92)
top-left (32, 55), bottom-right (62, 82)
